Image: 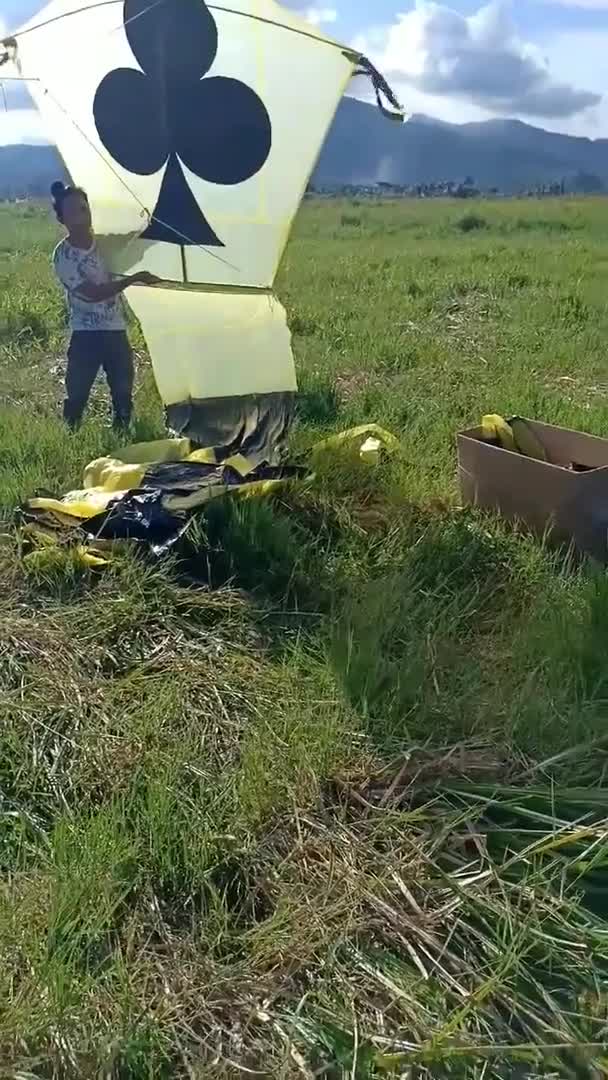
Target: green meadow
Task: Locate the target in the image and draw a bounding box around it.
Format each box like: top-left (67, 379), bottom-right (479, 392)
top-left (2, 196), bottom-right (608, 1077)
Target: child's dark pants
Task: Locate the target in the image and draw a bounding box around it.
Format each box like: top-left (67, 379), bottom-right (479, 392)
top-left (64, 330), bottom-right (134, 430)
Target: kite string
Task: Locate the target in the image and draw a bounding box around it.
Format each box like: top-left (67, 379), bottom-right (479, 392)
top-left (38, 83), bottom-right (150, 213)
top-left (2, 0), bottom-right (174, 57)
top-left (21, 79), bottom-right (239, 271)
top-left (2, 0), bottom-right (346, 53)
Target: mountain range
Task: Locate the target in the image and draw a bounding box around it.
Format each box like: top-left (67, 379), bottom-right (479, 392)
top-left (2, 99), bottom-right (608, 199)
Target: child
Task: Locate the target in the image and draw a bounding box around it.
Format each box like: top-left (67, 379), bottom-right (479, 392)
top-left (51, 180), bottom-right (159, 429)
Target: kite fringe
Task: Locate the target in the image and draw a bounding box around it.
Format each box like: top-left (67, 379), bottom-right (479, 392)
top-left (354, 55), bottom-right (404, 122)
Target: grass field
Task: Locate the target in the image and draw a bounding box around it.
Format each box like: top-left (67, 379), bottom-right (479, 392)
top-left (3, 197), bottom-right (608, 1077)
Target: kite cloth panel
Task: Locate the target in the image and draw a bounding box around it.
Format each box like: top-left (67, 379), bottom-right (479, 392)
top-left (126, 285), bottom-right (297, 456)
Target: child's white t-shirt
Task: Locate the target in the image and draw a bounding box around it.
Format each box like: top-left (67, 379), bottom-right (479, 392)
top-left (53, 238), bottom-right (126, 332)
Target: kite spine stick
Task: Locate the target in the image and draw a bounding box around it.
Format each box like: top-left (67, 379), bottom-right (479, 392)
top-left (160, 282), bottom-right (275, 297)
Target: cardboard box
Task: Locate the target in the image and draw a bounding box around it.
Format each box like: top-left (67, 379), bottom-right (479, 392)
top-left (457, 418), bottom-right (608, 561)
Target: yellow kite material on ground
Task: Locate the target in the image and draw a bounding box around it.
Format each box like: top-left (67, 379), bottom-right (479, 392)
top-left (22, 426), bottom-right (400, 555)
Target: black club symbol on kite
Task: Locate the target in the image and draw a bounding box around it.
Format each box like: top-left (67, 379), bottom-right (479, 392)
top-left (93, 0), bottom-right (272, 247)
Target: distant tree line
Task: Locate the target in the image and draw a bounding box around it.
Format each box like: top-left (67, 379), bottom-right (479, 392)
top-left (307, 169), bottom-right (606, 200)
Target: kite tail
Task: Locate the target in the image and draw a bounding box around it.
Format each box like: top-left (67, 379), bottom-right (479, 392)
top-left (0, 37), bottom-right (16, 66)
top-left (353, 55), bottom-right (404, 122)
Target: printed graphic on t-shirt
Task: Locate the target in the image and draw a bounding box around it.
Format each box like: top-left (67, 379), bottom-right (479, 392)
top-left (53, 240), bottom-right (126, 332)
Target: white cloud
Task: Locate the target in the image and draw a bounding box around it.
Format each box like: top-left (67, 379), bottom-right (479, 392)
top-left (0, 19), bottom-right (47, 143)
top-left (281, 3), bottom-right (338, 25)
top-left (1, 77), bottom-right (35, 111)
top-left (0, 15), bottom-right (40, 116)
top-left (541, 0), bottom-right (608, 7)
top-left (355, 1), bottom-right (600, 120)
top-left (303, 6), bottom-right (338, 24)
top-left (0, 106), bottom-right (47, 144)
top-left (541, 28), bottom-right (608, 134)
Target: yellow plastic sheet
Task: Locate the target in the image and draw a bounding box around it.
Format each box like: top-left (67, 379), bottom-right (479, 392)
top-left (127, 287), bottom-right (297, 408)
top-left (114, 438), bottom-right (192, 466)
top-left (28, 487), bottom-right (125, 520)
top-left (25, 424), bottom-right (400, 530)
top-left (83, 459), bottom-right (147, 492)
top-left (311, 424), bottom-right (401, 464)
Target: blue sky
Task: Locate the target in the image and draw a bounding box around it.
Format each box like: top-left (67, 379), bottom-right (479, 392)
top-left (2, 0), bottom-right (608, 142)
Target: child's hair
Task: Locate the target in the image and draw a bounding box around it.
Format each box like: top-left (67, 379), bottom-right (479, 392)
top-left (50, 181), bottom-right (88, 224)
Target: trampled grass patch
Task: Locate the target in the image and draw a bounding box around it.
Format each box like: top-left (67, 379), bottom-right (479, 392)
top-left (2, 198), bottom-right (608, 1076)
